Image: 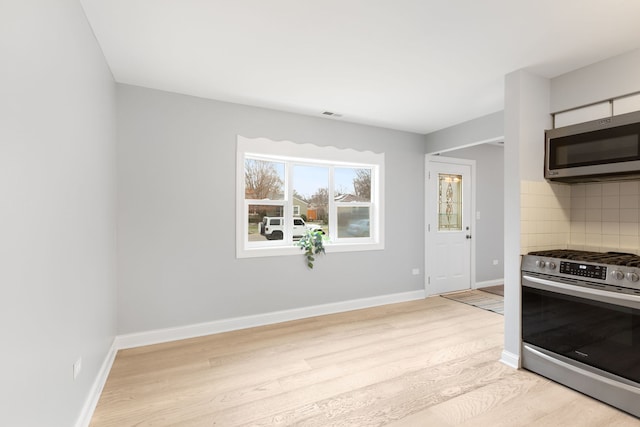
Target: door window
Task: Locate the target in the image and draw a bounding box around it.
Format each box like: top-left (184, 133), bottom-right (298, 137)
top-left (438, 173), bottom-right (463, 231)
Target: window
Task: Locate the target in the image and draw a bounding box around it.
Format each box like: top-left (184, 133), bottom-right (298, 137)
top-left (237, 135), bottom-right (384, 258)
top-left (438, 173), bottom-right (462, 231)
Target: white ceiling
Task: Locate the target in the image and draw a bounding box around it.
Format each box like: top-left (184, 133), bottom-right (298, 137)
top-left (81, 0), bottom-right (640, 134)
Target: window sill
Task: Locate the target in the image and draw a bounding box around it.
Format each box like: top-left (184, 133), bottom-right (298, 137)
top-left (237, 240), bottom-right (384, 259)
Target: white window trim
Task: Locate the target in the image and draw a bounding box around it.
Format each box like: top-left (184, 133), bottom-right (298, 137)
top-left (236, 135), bottom-right (385, 259)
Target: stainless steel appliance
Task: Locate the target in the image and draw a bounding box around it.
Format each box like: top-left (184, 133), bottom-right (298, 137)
top-left (521, 249), bottom-right (640, 418)
top-left (545, 110), bottom-right (640, 182)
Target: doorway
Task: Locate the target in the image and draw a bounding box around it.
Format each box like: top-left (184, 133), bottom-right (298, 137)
top-left (425, 156), bottom-right (476, 296)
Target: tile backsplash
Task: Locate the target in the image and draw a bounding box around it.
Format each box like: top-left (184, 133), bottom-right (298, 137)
top-left (521, 181), bottom-right (570, 254)
top-left (569, 181), bottom-right (640, 253)
top-left (521, 180), bottom-right (640, 255)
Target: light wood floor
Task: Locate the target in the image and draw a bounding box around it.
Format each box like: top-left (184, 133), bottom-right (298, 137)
top-left (90, 297), bottom-right (639, 426)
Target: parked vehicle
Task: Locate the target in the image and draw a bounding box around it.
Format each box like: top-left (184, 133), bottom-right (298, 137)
top-left (346, 218), bottom-right (370, 237)
top-left (260, 216), bottom-right (323, 240)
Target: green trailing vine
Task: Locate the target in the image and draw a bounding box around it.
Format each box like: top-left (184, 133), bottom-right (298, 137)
top-left (297, 229), bottom-right (325, 269)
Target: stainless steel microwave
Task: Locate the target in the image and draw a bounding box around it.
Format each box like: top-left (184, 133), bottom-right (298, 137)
top-left (545, 110), bottom-right (640, 182)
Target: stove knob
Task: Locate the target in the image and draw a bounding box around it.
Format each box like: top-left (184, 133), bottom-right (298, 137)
top-left (546, 261), bottom-right (556, 270)
top-left (611, 270), bottom-right (625, 280)
top-left (536, 260), bottom-right (546, 269)
top-left (627, 272), bottom-right (639, 282)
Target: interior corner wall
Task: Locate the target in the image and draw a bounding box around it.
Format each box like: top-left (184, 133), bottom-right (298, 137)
top-left (503, 70), bottom-right (551, 365)
top-left (0, 1), bottom-right (117, 427)
top-left (115, 84), bottom-right (426, 336)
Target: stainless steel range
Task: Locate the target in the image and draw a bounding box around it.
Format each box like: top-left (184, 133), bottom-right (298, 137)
top-left (521, 249), bottom-right (640, 418)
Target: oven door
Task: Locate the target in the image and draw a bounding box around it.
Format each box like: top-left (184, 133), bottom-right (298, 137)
top-left (522, 274), bottom-right (640, 384)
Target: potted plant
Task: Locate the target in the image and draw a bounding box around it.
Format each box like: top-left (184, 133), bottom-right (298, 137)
top-left (297, 229), bottom-right (325, 269)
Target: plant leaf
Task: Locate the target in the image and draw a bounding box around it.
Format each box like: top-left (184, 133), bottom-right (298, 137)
top-left (299, 228), bottom-right (325, 269)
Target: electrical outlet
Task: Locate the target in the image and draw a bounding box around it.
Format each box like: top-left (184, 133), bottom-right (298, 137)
top-left (493, 259), bottom-right (499, 265)
top-left (412, 268), bottom-right (420, 275)
top-left (73, 358), bottom-right (82, 380)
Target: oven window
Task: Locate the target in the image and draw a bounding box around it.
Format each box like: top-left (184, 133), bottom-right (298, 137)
top-left (522, 286), bottom-right (640, 383)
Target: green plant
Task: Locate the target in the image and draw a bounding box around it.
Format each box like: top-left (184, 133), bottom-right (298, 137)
top-left (297, 229), bottom-right (325, 269)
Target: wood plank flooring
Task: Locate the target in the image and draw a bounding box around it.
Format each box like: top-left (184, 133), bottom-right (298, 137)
top-left (90, 296), bottom-right (639, 426)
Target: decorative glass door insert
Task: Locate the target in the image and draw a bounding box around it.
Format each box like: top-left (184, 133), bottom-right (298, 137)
top-left (438, 173), bottom-right (462, 231)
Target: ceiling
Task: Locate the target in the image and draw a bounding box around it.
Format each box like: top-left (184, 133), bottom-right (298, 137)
top-left (81, 0), bottom-right (640, 134)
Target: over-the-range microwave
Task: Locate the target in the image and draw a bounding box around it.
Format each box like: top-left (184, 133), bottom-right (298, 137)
top-left (545, 110), bottom-right (640, 183)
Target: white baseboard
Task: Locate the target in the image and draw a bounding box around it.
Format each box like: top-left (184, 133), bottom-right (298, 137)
top-left (115, 289), bottom-right (426, 350)
top-left (75, 339), bottom-right (118, 427)
top-left (78, 290), bottom-right (425, 424)
top-left (500, 349), bottom-right (520, 369)
top-left (474, 278), bottom-right (504, 289)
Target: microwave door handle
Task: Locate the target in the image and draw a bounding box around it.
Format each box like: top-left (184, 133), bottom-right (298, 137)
top-left (522, 274), bottom-right (640, 309)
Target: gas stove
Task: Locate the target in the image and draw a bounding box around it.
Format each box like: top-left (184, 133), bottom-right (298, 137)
top-left (522, 249), bottom-right (640, 294)
top-left (521, 248), bottom-right (640, 418)
top-left (528, 249), bottom-right (640, 266)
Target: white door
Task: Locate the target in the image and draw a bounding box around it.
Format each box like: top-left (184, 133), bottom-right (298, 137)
top-left (426, 157), bottom-right (474, 295)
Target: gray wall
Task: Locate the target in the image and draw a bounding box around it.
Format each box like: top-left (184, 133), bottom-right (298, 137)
top-left (116, 84), bottom-right (426, 335)
top-left (445, 144), bottom-right (505, 283)
top-left (551, 49), bottom-right (640, 113)
top-left (1, 1), bottom-right (117, 426)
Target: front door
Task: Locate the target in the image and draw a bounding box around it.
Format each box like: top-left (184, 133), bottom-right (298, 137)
top-left (426, 157), bottom-right (473, 295)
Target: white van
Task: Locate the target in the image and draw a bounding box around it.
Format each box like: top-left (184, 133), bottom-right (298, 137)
top-left (260, 217), bottom-right (322, 240)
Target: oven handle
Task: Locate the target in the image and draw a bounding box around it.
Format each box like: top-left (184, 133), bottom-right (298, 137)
top-left (522, 274), bottom-right (640, 309)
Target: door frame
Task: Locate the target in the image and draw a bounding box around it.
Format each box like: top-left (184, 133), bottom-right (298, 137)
top-left (425, 155), bottom-right (477, 296)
